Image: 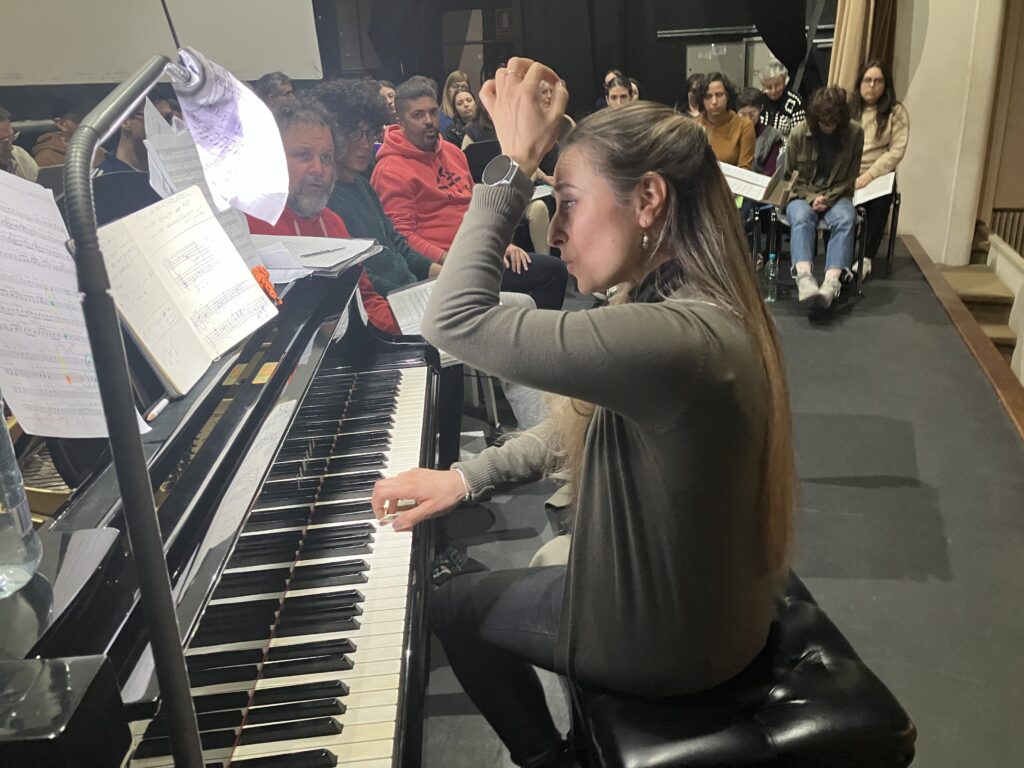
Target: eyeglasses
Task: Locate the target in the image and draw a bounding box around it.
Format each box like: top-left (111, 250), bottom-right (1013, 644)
top-left (861, 77), bottom-right (885, 86)
top-left (347, 127), bottom-right (382, 144)
top-left (0, 131), bottom-right (20, 146)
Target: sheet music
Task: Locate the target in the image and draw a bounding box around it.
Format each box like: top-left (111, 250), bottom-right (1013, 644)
top-left (719, 162), bottom-right (771, 200)
top-left (145, 130), bottom-right (264, 269)
top-left (249, 234), bottom-right (380, 273)
top-left (174, 48), bottom-right (289, 224)
top-left (0, 175), bottom-right (109, 437)
top-left (386, 279), bottom-right (435, 336)
top-left (854, 172), bottom-right (895, 206)
top-left (98, 186), bottom-right (278, 396)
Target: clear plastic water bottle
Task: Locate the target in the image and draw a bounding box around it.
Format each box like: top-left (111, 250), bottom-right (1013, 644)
top-left (762, 252), bottom-right (779, 304)
top-left (0, 401), bottom-right (42, 598)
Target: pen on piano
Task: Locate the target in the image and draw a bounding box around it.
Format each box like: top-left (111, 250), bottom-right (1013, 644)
top-left (146, 397), bottom-right (170, 422)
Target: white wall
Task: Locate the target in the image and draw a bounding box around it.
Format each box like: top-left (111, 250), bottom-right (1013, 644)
top-left (0, 0), bottom-right (322, 85)
top-left (893, 0), bottom-right (1006, 265)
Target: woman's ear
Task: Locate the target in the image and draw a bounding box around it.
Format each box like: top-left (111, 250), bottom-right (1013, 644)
top-left (634, 172), bottom-right (669, 229)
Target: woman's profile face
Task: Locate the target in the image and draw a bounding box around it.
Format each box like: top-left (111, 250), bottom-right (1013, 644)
top-left (454, 91), bottom-right (477, 122)
top-left (549, 146), bottom-right (640, 294)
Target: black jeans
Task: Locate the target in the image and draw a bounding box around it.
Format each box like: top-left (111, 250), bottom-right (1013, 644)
top-left (432, 566), bottom-right (567, 766)
top-left (860, 192), bottom-right (894, 261)
top-left (500, 253), bottom-right (568, 310)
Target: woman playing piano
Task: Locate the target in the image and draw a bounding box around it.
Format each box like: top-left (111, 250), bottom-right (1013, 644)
top-left (371, 57), bottom-right (796, 768)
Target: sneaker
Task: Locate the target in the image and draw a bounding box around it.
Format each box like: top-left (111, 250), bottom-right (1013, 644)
top-left (794, 272), bottom-right (820, 306)
top-left (850, 257), bottom-right (873, 281)
top-left (818, 276), bottom-right (842, 309)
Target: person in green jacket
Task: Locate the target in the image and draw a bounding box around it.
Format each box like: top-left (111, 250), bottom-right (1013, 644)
top-left (784, 86), bottom-right (864, 312)
top-left (312, 78), bottom-right (441, 334)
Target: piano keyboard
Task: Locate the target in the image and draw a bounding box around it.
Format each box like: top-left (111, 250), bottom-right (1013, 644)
top-left (129, 364), bottom-right (429, 768)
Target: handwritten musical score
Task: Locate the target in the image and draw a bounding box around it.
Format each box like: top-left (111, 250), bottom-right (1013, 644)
top-left (98, 186), bottom-right (278, 396)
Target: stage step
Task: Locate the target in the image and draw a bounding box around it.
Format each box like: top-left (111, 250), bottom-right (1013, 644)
top-left (939, 265), bottom-right (1014, 325)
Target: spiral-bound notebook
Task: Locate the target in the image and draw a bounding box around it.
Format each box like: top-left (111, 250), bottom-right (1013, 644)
top-left (97, 186), bottom-right (278, 397)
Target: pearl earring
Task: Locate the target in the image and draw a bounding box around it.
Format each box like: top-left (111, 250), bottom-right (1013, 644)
top-left (641, 230), bottom-right (650, 250)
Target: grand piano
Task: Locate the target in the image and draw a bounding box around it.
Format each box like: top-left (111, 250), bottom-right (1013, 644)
top-left (0, 265), bottom-right (441, 767)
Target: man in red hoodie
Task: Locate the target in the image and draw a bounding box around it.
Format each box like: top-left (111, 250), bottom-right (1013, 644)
top-left (247, 97), bottom-right (398, 333)
top-left (372, 76), bottom-right (566, 310)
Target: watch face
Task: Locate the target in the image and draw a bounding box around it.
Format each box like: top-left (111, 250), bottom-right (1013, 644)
top-left (484, 155), bottom-right (514, 185)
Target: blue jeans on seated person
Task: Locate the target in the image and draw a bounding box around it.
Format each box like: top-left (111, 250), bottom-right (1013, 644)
top-left (786, 196), bottom-right (856, 272)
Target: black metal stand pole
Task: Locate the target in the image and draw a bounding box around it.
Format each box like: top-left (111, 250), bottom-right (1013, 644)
top-left (64, 55), bottom-right (204, 768)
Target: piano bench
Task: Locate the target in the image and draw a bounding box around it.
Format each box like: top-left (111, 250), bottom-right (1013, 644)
top-left (567, 573), bottom-right (917, 768)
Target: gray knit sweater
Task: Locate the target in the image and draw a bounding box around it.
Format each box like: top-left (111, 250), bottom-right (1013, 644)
top-left (424, 173), bottom-right (780, 696)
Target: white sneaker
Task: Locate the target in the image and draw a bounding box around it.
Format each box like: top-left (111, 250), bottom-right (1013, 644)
top-left (850, 258), bottom-right (873, 281)
top-left (819, 276), bottom-right (842, 309)
top-left (795, 272), bottom-right (820, 306)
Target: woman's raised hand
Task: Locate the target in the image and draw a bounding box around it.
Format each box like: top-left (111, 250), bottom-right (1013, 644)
top-left (370, 468), bottom-right (468, 532)
top-left (479, 57), bottom-right (569, 179)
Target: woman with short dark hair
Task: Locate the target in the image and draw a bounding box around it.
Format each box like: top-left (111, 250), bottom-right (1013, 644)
top-left (784, 86), bottom-right (864, 312)
top-left (695, 72), bottom-right (755, 169)
top-left (736, 87), bottom-right (783, 176)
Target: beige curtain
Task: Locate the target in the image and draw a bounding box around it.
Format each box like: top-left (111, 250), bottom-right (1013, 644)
top-left (868, 0), bottom-right (898, 68)
top-left (828, 0), bottom-right (873, 95)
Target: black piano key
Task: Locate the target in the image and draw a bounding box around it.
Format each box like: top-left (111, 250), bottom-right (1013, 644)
top-left (274, 616), bottom-right (360, 637)
top-left (189, 663), bottom-right (263, 687)
top-left (309, 504), bottom-right (375, 525)
top-left (143, 708), bottom-right (244, 739)
top-left (227, 748), bottom-right (338, 767)
top-left (249, 681), bottom-right (349, 707)
top-left (326, 453), bottom-right (386, 471)
top-left (192, 620), bottom-right (274, 647)
top-left (192, 690), bottom-right (252, 714)
top-left (296, 541), bottom-right (372, 561)
top-left (213, 569), bottom-right (293, 598)
top-left (290, 561), bottom-right (369, 588)
top-left (244, 699), bottom-right (345, 724)
top-left (187, 647), bottom-right (265, 672)
top-left (265, 639), bottom-right (357, 662)
top-left (261, 654), bottom-right (354, 679)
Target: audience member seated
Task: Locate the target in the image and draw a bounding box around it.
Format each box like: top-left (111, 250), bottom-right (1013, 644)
top-left (594, 68), bottom-right (624, 111)
top-left (849, 58), bottom-right (910, 278)
top-left (252, 71), bottom-right (295, 109)
top-left (681, 72), bottom-right (703, 119)
top-left (95, 95), bottom-right (171, 175)
top-left (311, 78), bottom-right (441, 334)
top-left (379, 80), bottom-right (398, 124)
top-left (443, 86), bottom-right (476, 146)
top-left (604, 76), bottom-right (632, 109)
top-left (628, 77), bottom-right (641, 103)
top-left (462, 101), bottom-right (553, 255)
top-left (759, 60), bottom-right (806, 137)
top-left (245, 97), bottom-right (394, 331)
top-left (372, 75), bottom-right (565, 293)
top-left (32, 98), bottom-right (105, 168)
top-left (440, 69), bottom-right (471, 135)
top-left (736, 88), bottom-right (784, 176)
top-left (784, 86), bottom-right (864, 312)
top-left (696, 73), bottom-right (755, 170)
top-left (0, 106), bottom-right (38, 181)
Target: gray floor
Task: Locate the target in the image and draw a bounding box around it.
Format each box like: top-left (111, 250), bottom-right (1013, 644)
top-left (421, 247), bottom-right (1024, 768)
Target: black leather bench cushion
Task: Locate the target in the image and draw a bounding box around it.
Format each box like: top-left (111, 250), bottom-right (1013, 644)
top-left (570, 574), bottom-right (916, 768)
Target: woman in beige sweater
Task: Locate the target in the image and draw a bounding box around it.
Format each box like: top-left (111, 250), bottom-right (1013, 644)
top-left (371, 58), bottom-right (796, 768)
top-left (850, 59), bottom-right (910, 276)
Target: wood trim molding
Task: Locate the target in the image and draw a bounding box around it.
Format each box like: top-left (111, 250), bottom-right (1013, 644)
top-left (904, 235), bottom-right (1024, 440)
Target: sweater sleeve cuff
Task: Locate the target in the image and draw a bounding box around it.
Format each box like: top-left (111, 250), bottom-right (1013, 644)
top-left (474, 167), bottom-right (533, 221)
top-left (451, 455), bottom-right (501, 498)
